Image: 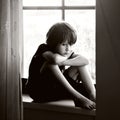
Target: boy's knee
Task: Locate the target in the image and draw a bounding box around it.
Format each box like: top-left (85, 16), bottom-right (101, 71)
top-left (40, 62), bottom-right (59, 73)
top-left (45, 62), bottom-right (59, 69)
top-left (47, 62), bottom-right (58, 66)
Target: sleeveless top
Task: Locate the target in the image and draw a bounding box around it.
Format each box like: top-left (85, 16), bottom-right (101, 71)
top-left (26, 44), bottom-right (65, 95)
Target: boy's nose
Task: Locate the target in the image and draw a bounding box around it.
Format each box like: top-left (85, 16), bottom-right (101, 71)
top-left (66, 45), bottom-right (70, 51)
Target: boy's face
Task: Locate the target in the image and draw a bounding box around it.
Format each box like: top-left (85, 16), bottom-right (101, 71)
top-left (55, 40), bottom-right (72, 56)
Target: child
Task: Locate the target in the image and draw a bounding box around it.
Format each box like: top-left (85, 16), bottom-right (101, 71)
top-left (26, 22), bottom-right (96, 110)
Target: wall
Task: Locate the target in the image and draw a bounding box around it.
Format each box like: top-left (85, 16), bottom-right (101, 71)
top-left (96, 0), bottom-right (120, 120)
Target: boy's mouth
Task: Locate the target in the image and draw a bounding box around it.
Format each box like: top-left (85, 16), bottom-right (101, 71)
top-left (64, 52), bottom-right (69, 55)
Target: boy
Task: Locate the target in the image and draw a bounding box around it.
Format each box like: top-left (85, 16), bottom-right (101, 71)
top-left (26, 22), bottom-right (96, 110)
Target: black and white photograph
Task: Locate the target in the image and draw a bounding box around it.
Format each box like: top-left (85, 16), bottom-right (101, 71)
top-left (0, 0), bottom-right (120, 120)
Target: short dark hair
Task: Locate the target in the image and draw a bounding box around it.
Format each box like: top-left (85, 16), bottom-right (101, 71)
top-left (46, 22), bottom-right (77, 50)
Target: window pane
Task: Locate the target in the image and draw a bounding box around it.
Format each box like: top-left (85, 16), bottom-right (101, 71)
top-left (65, 10), bottom-right (96, 81)
top-left (23, 0), bottom-right (62, 6)
top-left (65, 0), bottom-right (95, 6)
top-left (23, 10), bottom-right (61, 78)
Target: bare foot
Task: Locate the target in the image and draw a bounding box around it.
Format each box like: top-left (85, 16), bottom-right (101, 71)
top-left (74, 98), bottom-right (96, 110)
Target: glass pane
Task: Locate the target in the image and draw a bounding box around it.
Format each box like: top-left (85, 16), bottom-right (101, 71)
top-left (23, 0), bottom-right (62, 6)
top-left (65, 0), bottom-right (96, 6)
top-left (23, 10), bottom-right (62, 78)
top-left (65, 10), bottom-right (96, 82)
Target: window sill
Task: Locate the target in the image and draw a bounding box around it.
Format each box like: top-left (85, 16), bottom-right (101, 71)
top-left (23, 94), bottom-right (96, 120)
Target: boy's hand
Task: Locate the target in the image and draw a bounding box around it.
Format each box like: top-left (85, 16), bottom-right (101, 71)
top-left (64, 50), bottom-right (74, 59)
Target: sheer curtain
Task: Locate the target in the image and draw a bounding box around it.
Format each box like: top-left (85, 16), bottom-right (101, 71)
top-left (0, 0), bottom-right (23, 120)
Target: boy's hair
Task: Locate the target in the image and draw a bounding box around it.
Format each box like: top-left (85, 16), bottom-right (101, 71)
top-left (46, 22), bottom-right (77, 50)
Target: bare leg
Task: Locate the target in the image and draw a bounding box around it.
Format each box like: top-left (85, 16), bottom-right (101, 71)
top-left (44, 63), bottom-right (96, 109)
top-left (66, 66), bottom-right (96, 102)
top-left (77, 66), bottom-right (96, 101)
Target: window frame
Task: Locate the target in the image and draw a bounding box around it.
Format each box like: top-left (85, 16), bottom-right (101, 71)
top-left (22, 0), bottom-right (96, 80)
top-left (23, 0), bottom-right (95, 20)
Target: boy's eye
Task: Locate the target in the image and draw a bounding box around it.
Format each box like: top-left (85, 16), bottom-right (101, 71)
top-left (62, 44), bottom-right (66, 46)
top-left (62, 43), bottom-right (69, 46)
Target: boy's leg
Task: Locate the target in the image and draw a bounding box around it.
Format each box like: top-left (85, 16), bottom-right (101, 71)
top-left (64, 66), bottom-right (96, 101)
top-left (42, 64), bottom-right (96, 109)
top-left (77, 66), bottom-right (96, 101)
top-left (39, 62), bottom-right (73, 101)
top-left (64, 66), bottom-right (89, 98)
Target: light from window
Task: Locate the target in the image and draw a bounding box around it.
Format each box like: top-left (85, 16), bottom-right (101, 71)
top-left (23, 0), bottom-right (96, 83)
top-left (65, 10), bottom-right (95, 81)
top-left (23, 10), bottom-right (61, 78)
top-left (23, 0), bottom-right (62, 6)
top-left (65, 0), bottom-right (95, 6)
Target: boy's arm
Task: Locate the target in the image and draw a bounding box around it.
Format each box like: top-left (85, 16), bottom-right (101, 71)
top-left (42, 51), bottom-right (68, 65)
top-left (60, 53), bottom-right (89, 66)
top-left (43, 51), bottom-right (89, 66)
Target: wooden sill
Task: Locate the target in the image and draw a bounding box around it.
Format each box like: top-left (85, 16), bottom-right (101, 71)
top-left (23, 94), bottom-right (96, 120)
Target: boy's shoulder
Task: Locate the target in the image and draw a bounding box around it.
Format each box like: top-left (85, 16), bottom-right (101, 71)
top-left (39, 43), bottom-right (48, 49)
top-left (35, 43), bottom-right (50, 55)
top-left (37, 43), bottom-right (48, 50)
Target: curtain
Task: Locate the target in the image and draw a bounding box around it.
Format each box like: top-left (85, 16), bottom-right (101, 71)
top-left (96, 0), bottom-right (120, 120)
top-left (0, 0), bottom-right (23, 120)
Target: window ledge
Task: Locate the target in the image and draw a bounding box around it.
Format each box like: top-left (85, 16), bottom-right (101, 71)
top-left (23, 94), bottom-right (96, 119)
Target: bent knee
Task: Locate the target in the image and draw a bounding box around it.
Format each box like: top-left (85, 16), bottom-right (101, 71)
top-left (40, 62), bottom-right (60, 75)
top-left (46, 62), bottom-right (59, 68)
top-left (42, 62), bottom-right (60, 71)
